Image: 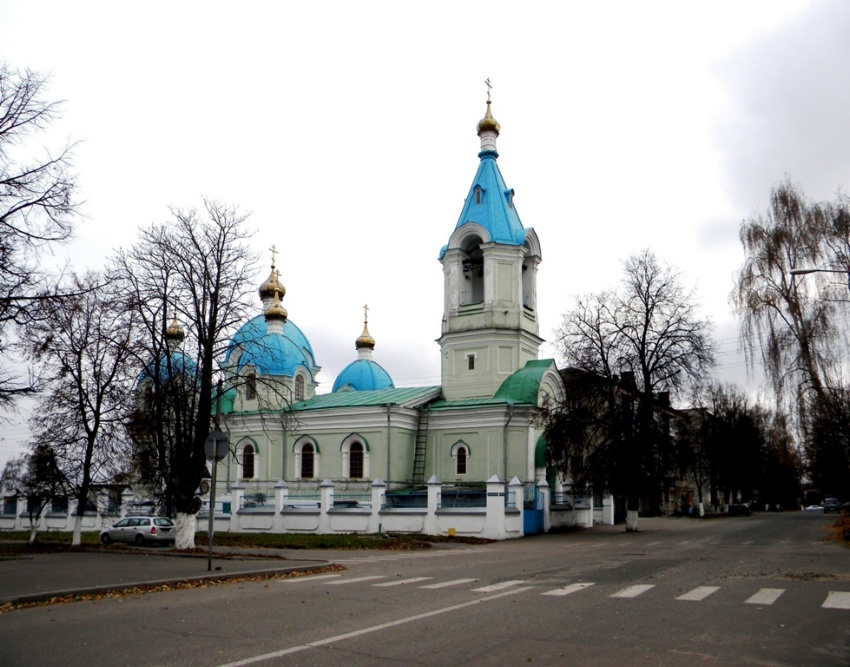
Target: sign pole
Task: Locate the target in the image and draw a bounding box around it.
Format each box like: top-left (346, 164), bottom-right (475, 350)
top-left (204, 431), bottom-right (229, 572)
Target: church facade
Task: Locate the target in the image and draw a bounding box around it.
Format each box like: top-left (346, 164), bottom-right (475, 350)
top-left (207, 99), bottom-right (573, 538)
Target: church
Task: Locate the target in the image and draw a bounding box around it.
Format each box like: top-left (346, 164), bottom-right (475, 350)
top-left (208, 96), bottom-right (585, 539)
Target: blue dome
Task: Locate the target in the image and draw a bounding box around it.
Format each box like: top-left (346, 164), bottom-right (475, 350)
top-left (225, 315), bottom-right (317, 377)
top-left (333, 358), bottom-right (394, 392)
top-left (138, 351), bottom-right (198, 387)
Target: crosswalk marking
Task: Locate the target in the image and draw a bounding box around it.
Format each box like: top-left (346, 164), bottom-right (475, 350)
top-left (324, 575), bottom-right (386, 585)
top-left (823, 592), bottom-right (850, 609)
top-left (373, 577), bottom-right (433, 587)
top-left (745, 588), bottom-right (785, 605)
top-left (284, 574), bottom-right (341, 583)
top-left (541, 583), bottom-right (595, 597)
top-left (419, 578), bottom-right (478, 590)
top-left (472, 580), bottom-right (529, 593)
top-left (676, 586), bottom-right (719, 601)
top-left (611, 584), bottom-right (655, 599)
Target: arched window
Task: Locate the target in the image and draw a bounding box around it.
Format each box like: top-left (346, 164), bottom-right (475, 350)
top-left (245, 370), bottom-right (257, 401)
top-left (294, 437), bottom-right (320, 479)
top-left (460, 241), bottom-right (484, 305)
top-left (451, 441), bottom-right (470, 477)
top-left (349, 443), bottom-right (364, 479)
top-left (456, 445), bottom-right (468, 475)
top-left (341, 435), bottom-right (369, 479)
top-left (242, 444), bottom-right (255, 479)
top-left (301, 443), bottom-right (314, 479)
top-left (294, 375), bottom-right (304, 402)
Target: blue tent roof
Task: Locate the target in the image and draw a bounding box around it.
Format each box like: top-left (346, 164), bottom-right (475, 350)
top-left (332, 358), bottom-right (395, 392)
top-left (440, 150), bottom-right (527, 258)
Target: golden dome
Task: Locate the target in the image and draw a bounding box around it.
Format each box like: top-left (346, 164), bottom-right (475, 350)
top-left (355, 304), bottom-right (375, 350)
top-left (355, 322), bottom-right (375, 350)
top-left (477, 100), bottom-right (500, 136)
top-left (165, 316), bottom-right (185, 343)
top-left (259, 267), bottom-right (286, 301)
top-left (264, 289), bottom-right (288, 322)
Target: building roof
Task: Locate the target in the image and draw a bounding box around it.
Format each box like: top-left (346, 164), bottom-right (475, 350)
top-left (332, 358), bottom-right (395, 392)
top-left (224, 314), bottom-right (316, 377)
top-left (288, 386), bottom-right (441, 411)
top-left (439, 102), bottom-right (527, 259)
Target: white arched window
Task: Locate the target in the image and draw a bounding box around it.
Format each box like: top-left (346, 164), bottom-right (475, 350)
top-left (294, 375), bottom-right (305, 402)
top-left (293, 437), bottom-right (320, 479)
top-left (238, 440), bottom-right (258, 480)
top-left (451, 441), bottom-right (470, 477)
top-left (341, 435), bottom-right (370, 480)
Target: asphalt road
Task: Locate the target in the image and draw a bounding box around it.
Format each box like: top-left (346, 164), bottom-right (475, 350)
top-left (1, 512), bottom-right (848, 666)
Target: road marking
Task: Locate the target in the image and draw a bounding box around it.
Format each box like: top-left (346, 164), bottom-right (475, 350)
top-left (324, 575), bottom-right (386, 585)
top-left (646, 541), bottom-right (662, 547)
top-left (211, 586), bottom-right (535, 667)
top-left (676, 586), bottom-right (719, 601)
top-left (541, 583), bottom-right (595, 597)
top-left (677, 540), bottom-right (691, 546)
top-left (745, 588), bottom-right (785, 605)
top-left (611, 584), bottom-right (655, 599)
top-left (823, 592), bottom-right (850, 609)
top-left (419, 578), bottom-right (478, 589)
top-left (472, 580), bottom-right (529, 593)
top-left (283, 574), bottom-right (341, 583)
top-left (742, 540), bottom-right (754, 546)
top-left (373, 577), bottom-right (433, 587)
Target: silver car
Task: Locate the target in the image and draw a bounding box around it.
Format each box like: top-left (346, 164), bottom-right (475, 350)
top-left (100, 516), bottom-right (175, 546)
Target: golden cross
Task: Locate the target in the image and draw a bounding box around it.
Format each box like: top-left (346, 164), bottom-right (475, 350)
top-left (269, 244), bottom-right (278, 266)
top-left (485, 78), bottom-right (492, 102)
top-left (363, 304), bottom-right (369, 324)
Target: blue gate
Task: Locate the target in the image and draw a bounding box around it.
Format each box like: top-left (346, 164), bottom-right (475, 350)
top-left (523, 484), bottom-right (544, 535)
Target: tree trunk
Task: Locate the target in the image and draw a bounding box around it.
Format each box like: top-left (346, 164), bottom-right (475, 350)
top-left (625, 509), bottom-right (639, 531)
top-left (72, 513), bottom-right (83, 546)
top-left (174, 512), bottom-right (196, 549)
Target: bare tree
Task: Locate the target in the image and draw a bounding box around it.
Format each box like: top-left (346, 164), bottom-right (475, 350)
top-left (116, 200), bottom-right (257, 549)
top-left (23, 272), bottom-right (137, 545)
top-left (0, 63), bottom-right (78, 409)
top-left (733, 178), bottom-right (850, 495)
top-left (551, 250), bottom-right (714, 530)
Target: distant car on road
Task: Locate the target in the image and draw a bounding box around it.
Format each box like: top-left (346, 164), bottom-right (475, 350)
top-left (804, 504), bottom-right (824, 511)
top-left (100, 516), bottom-right (176, 546)
top-left (823, 498), bottom-right (841, 513)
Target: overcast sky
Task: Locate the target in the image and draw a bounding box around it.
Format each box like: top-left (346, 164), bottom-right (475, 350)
top-left (2, 0), bottom-right (850, 466)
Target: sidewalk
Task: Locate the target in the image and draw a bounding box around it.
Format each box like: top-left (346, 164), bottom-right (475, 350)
top-left (0, 547), bottom-right (333, 606)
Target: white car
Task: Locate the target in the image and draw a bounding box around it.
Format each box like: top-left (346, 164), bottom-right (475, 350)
top-left (100, 516), bottom-right (175, 545)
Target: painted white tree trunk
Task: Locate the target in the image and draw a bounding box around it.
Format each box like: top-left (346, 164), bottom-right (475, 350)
top-left (72, 514), bottom-right (83, 546)
top-left (625, 509), bottom-right (639, 532)
top-left (174, 512), bottom-right (197, 550)
top-left (698, 502), bottom-right (705, 517)
top-left (28, 523), bottom-right (38, 544)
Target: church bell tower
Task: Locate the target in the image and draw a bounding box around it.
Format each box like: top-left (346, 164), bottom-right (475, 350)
top-left (437, 92), bottom-right (543, 401)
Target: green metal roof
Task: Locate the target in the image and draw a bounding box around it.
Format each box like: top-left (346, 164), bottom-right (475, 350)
top-left (287, 386), bottom-right (441, 411)
top-left (493, 359), bottom-right (555, 405)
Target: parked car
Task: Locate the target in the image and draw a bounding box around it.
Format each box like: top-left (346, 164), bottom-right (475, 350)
top-left (804, 504), bottom-right (824, 511)
top-left (100, 516), bottom-right (176, 546)
top-left (728, 503), bottom-right (751, 516)
top-left (823, 498), bottom-right (841, 513)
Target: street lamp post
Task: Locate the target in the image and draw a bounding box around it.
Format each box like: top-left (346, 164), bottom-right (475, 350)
top-left (789, 267), bottom-right (850, 291)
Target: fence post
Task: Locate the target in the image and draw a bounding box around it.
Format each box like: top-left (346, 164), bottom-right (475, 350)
top-left (537, 478), bottom-right (550, 533)
top-left (231, 481), bottom-right (244, 533)
top-left (485, 475), bottom-right (505, 539)
top-left (274, 479), bottom-right (288, 532)
top-left (370, 478), bottom-right (386, 533)
top-left (423, 475), bottom-right (441, 535)
top-left (318, 478), bottom-right (334, 533)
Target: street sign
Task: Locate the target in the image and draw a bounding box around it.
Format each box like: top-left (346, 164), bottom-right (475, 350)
top-left (205, 431), bottom-right (230, 461)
